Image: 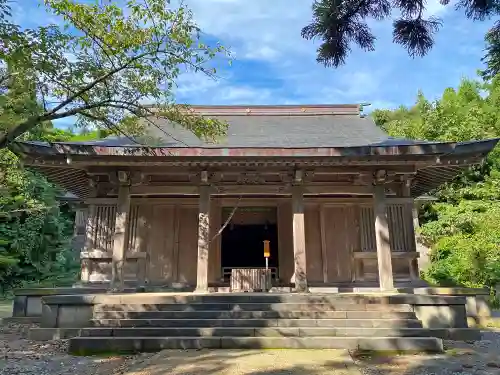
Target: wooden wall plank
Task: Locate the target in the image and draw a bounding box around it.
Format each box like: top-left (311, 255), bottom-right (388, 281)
top-left (277, 202), bottom-right (294, 283)
top-left (323, 205), bottom-right (353, 282)
top-left (209, 201), bottom-right (222, 282)
top-left (304, 205), bottom-right (323, 283)
top-left (177, 206), bottom-right (199, 285)
top-left (147, 205), bottom-right (175, 283)
top-left (319, 206), bottom-right (328, 283)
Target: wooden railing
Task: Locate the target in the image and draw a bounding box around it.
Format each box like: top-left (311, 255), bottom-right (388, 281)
top-left (222, 267), bottom-right (278, 282)
top-left (223, 267), bottom-right (277, 292)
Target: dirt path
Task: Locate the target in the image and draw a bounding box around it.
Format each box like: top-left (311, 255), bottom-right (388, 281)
top-left (0, 322), bottom-right (153, 375)
top-left (352, 331), bottom-right (500, 375)
top-left (122, 332), bottom-right (500, 375)
top-left (124, 349), bottom-right (362, 375)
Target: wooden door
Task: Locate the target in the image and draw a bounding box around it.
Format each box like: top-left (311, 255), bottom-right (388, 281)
top-left (321, 205), bottom-right (359, 282)
top-left (148, 205), bottom-right (176, 283)
top-left (177, 206), bottom-right (198, 285)
top-left (305, 205), bottom-right (324, 283)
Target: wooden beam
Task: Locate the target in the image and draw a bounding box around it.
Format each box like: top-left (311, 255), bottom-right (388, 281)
top-left (130, 185), bottom-right (199, 195)
top-left (123, 184), bottom-right (377, 196)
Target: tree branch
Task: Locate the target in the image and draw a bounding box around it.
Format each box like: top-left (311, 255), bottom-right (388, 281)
top-left (0, 101), bottom-right (110, 148)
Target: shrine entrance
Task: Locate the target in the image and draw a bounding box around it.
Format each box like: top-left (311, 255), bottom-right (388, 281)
top-left (220, 207), bottom-right (279, 289)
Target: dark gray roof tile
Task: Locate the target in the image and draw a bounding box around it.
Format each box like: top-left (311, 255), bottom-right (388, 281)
top-left (142, 114), bottom-right (389, 148)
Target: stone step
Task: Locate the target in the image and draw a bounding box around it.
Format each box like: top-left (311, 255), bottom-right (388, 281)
top-left (28, 327), bottom-right (482, 342)
top-left (80, 293), bottom-right (438, 305)
top-left (94, 303), bottom-right (414, 313)
top-left (93, 310), bottom-right (417, 320)
top-left (68, 336), bottom-right (444, 354)
top-left (91, 318), bottom-right (423, 328)
top-left (78, 326), bottom-right (447, 338)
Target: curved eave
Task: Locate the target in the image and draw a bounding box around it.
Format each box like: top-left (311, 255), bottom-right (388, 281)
top-left (14, 138), bottom-right (500, 200)
top-left (13, 138), bottom-right (499, 157)
top-left (27, 166), bottom-right (92, 199)
top-left (411, 165), bottom-right (470, 197)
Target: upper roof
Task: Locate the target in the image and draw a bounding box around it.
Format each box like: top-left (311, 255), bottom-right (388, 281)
top-left (56, 104), bottom-right (392, 148)
top-left (12, 104), bottom-right (500, 199)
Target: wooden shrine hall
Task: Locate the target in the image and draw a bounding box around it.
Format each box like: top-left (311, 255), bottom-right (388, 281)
top-left (13, 104), bottom-right (499, 293)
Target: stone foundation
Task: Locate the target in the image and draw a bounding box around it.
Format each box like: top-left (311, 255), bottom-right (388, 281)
top-left (10, 286), bottom-right (492, 328)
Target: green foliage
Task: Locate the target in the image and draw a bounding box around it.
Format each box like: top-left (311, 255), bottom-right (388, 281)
top-left (0, 150), bottom-right (77, 293)
top-left (481, 22), bottom-right (500, 81)
top-left (302, 0), bottom-right (500, 68)
top-left (372, 76), bottom-right (500, 290)
top-left (0, 80), bottom-right (104, 293)
top-left (0, 0), bottom-right (230, 148)
top-left (423, 201), bottom-right (500, 288)
top-left (0, 122), bottom-right (106, 294)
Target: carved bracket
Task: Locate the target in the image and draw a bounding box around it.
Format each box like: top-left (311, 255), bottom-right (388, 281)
top-left (293, 169), bottom-right (303, 185)
top-left (189, 170), bottom-right (221, 185)
top-left (107, 170), bottom-right (131, 186)
top-left (236, 171), bottom-right (266, 185)
top-left (372, 170), bottom-right (406, 185)
top-left (130, 172), bottom-right (149, 186)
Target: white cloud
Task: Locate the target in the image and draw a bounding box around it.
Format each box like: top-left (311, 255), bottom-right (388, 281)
top-left (425, 0), bottom-right (448, 17)
top-left (17, 0), bottom-right (492, 112)
top-left (216, 86), bottom-right (272, 104)
top-left (11, 1), bottom-right (63, 27)
top-left (175, 71), bottom-right (222, 97)
top-left (183, 0), bottom-right (313, 61)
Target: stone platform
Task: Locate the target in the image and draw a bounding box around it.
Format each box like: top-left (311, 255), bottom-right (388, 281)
top-left (6, 286), bottom-right (136, 324)
top-left (9, 286), bottom-right (492, 321)
top-left (26, 292), bottom-right (485, 354)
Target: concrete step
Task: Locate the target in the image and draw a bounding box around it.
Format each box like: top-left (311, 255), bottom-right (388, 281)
top-left (94, 303), bottom-right (414, 313)
top-left (78, 326), bottom-right (450, 338)
top-left (68, 336), bottom-right (444, 354)
top-left (93, 310), bottom-right (418, 320)
top-left (91, 318), bottom-right (423, 328)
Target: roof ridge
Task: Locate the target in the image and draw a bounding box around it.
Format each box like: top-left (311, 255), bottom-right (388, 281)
top-left (146, 104), bottom-right (362, 116)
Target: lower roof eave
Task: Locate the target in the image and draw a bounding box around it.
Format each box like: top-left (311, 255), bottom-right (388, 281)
top-left (13, 138), bottom-right (500, 158)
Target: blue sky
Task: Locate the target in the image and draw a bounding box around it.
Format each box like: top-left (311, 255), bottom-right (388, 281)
top-left (16, 0), bottom-right (496, 127)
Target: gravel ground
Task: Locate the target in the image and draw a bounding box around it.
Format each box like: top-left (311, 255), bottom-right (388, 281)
top-left (1, 314), bottom-right (500, 375)
top-left (0, 322), bottom-right (153, 375)
top-left (351, 330), bottom-right (500, 375)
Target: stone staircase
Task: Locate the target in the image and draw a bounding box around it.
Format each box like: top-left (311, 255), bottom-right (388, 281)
top-left (67, 294), bottom-right (447, 354)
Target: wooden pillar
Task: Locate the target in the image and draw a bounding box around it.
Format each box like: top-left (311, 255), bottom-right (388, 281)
top-left (195, 184), bottom-right (211, 292)
top-left (83, 204), bottom-right (96, 252)
top-left (413, 201), bottom-right (430, 273)
top-left (292, 185), bottom-right (308, 292)
top-left (81, 204), bottom-right (96, 283)
top-left (111, 173), bottom-right (131, 291)
top-left (373, 183), bottom-right (394, 291)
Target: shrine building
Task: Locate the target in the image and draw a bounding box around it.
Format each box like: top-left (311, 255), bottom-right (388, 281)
top-left (13, 104), bottom-right (499, 293)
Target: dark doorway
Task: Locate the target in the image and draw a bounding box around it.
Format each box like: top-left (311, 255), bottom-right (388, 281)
top-left (220, 207), bottom-right (279, 283)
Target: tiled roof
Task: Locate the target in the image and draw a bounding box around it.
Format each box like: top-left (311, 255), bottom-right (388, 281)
top-left (145, 114), bottom-right (389, 148)
top-left (56, 105), bottom-right (391, 148)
